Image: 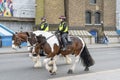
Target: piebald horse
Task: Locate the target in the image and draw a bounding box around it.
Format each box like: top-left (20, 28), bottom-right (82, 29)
top-left (12, 30), bottom-right (72, 68)
top-left (32, 31), bottom-right (95, 75)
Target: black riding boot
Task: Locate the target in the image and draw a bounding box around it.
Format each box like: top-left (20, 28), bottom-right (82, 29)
top-left (62, 40), bottom-right (67, 51)
top-left (61, 34), bottom-right (68, 51)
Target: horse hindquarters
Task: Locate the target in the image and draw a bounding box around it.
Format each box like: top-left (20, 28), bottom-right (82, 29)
top-left (80, 45), bottom-right (95, 71)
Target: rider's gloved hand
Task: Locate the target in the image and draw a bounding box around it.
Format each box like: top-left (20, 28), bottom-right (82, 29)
top-left (55, 30), bottom-right (59, 34)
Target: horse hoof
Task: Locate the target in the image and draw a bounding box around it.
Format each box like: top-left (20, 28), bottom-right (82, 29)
top-left (84, 67), bottom-right (89, 71)
top-left (68, 69), bottom-right (73, 74)
top-left (51, 72), bottom-right (56, 75)
top-left (49, 70), bottom-right (52, 73)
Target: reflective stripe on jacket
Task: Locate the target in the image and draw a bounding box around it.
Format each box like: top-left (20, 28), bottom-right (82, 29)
top-left (40, 22), bottom-right (49, 31)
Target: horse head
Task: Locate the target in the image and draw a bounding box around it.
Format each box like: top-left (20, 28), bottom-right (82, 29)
top-left (12, 32), bottom-right (29, 50)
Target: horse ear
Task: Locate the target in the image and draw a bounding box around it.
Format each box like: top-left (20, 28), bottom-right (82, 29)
top-left (14, 32), bottom-right (17, 34)
top-left (36, 36), bottom-right (39, 39)
top-left (26, 32), bottom-right (30, 37)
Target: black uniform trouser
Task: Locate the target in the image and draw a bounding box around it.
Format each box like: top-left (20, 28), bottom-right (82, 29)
top-left (61, 33), bottom-right (68, 48)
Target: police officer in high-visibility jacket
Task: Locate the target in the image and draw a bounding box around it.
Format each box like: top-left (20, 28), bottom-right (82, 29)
top-left (39, 17), bottom-right (49, 31)
top-left (39, 17), bottom-right (49, 56)
top-left (57, 16), bottom-right (68, 50)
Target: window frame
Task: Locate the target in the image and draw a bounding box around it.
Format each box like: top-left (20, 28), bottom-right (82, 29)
top-left (94, 12), bottom-right (101, 25)
top-left (85, 11), bottom-right (92, 25)
top-left (90, 0), bottom-right (97, 5)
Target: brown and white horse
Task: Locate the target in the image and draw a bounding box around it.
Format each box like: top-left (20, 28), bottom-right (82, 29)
top-left (12, 30), bottom-right (72, 68)
top-left (32, 32), bottom-right (95, 75)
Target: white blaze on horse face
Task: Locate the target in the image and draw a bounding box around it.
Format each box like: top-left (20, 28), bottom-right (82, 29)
top-left (12, 40), bottom-right (17, 49)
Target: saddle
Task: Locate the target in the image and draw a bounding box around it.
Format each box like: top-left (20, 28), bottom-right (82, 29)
top-left (56, 34), bottom-right (72, 49)
top-left (67, 36), bottom-right (72, 44)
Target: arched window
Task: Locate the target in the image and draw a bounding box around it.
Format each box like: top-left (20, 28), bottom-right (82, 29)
top-left (86, 11), bottom-right (92, 24)
top-left (90, 0), bottom-right (96, 4)
top-left (95, 12), bottom-right (101, 24)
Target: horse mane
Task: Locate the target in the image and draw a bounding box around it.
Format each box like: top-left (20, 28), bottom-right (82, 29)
top-left (37, 35), bottom-right (47, 45)
top-left (26, 32), bottom-right (30, 37)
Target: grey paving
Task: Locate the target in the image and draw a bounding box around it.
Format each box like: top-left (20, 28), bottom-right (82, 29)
top-left (0, 46), bottom-right (28, 54)
top-left (49, 69), bottom-right (120, 80)
top-left (0, 43), bottom-right (120, 80)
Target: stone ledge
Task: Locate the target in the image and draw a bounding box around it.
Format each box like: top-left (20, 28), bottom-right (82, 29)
top-left (0, 17), bottom-right (35, 22)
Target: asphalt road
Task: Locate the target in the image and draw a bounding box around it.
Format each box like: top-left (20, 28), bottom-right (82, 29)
top-left (0, 47), bottom-right (120, 80)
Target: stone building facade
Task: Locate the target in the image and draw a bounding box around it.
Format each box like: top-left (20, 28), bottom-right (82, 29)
top-left (0, 0), bottom-right (117, 43)
top-left (36, 0), bottom-right (116, 43)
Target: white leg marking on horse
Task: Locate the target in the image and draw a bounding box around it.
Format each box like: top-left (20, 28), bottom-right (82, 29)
top-left (28, 53), bottom-right (33, 57)
top-left (52, 59), bottom-right (57, 73)
top-left (65, 55), bottom-right (72, 64)
top-left (32, 56), bottom-right (37, 62)
top-left (33, 55), bottom-right (42, 68)
top-left (44, 58), bottom-right (52, 71)
top-left (27, 47), bottom-right (32, 52)
top-left (32, 46), bottom-right (35, 54)
top-left (27, 41), bottom-right (32, 51)
top-left (70, 55), bottom-right (80, 71)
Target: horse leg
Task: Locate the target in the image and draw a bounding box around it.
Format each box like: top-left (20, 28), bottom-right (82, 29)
top-left (44, 58), bottom-right (53, 73)
top-left (28, 53), bottom-right (33, 57)
top-left (50, 58), bottom-right (57, 75)
top-left (44, 57), bottom-right (57, 75)
top-left (32, 55), bottom-right (42, 68)
top-left (68, 55), bottom-right (80, 74)
top-left (65, 55), bottom-right (72, 64)
top-left (84, 66), bottom-right (89, 71)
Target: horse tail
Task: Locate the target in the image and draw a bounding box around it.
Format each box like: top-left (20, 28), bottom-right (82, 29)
top-left (80, 44), bottom-right (95, 67)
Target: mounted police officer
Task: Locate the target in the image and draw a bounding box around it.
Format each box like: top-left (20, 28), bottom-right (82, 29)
top-left (39, 17), bottom-right (49, 56)
top-left (39, 17), bottom-right (49, 31)
top-left (56, 16), bottom-right (68, 51)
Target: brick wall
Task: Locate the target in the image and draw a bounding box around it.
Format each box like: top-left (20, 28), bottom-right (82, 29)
top-left (68, 0), bottom-right (85, 27)
top-left (45, 0), bottom-right (64, 24)
top-left (104, 0), bottom-right (116, 28)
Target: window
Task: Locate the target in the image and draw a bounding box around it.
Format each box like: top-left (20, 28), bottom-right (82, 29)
top-left (90, 0), bottom-right (96, 4)
top-left (86, 11), bottom-right (92, 24)
top-left (95, 12), bottom-right (101, 24)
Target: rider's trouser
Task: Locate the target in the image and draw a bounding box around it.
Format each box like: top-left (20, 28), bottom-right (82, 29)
top-left (61, 33), bottom-right (68, 48)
